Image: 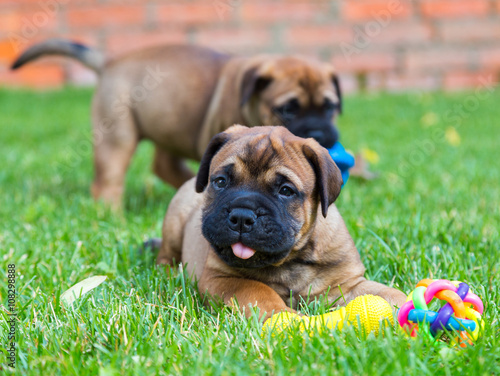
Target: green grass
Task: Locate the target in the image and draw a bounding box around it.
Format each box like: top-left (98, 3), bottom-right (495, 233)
top-left (0, 87), bottom-right (499, 375)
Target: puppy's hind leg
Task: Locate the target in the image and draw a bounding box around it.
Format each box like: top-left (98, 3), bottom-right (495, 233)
top-left (91, 109), bottom-right (139, 208)
top-left (153, 148), bottom-right (194, 189)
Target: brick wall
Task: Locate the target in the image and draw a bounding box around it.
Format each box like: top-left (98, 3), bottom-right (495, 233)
top-left (1, 0), bottom-right (500, 92)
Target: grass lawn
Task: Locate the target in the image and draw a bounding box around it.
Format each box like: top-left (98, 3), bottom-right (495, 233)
top-left (0, 87), bottom-right (499, 375)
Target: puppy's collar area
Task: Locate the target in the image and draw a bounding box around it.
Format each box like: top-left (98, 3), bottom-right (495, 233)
top-left (327, 142), bottom-right (355, 187)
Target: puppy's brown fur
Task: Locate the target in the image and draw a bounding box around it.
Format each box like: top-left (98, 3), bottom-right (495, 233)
top-left (157, 125), bottom-right (406, 319)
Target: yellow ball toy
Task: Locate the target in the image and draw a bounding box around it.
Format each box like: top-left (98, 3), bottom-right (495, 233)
top-left (262, 295), bottom-right (394, 337)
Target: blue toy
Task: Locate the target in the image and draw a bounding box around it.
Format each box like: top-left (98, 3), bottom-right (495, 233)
top-left (327, 142), bottom-right (355, 186)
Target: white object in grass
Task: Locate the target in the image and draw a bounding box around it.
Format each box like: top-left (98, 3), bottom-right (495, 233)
top-left (61, 275), bottom-right (107, 306)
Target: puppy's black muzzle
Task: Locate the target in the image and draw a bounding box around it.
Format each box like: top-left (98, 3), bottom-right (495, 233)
top-left (286, 118), bottom-right (339, 149)
top-left (201, 190), bottom-right (297, 268)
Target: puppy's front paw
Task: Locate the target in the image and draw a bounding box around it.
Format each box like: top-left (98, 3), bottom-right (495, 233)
top-left (384, 289), bottom-right (407, 310)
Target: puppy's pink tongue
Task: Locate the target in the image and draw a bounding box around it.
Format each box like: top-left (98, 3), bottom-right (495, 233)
top-left (231, 242), bottom-right (256, 259)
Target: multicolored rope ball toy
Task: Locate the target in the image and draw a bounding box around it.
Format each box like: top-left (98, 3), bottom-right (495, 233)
top-left (398, 279), bottom-right (484, 347)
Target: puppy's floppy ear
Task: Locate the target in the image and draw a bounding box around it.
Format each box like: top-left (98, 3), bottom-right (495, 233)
top-left (195, 132), bottom-right (230, 193)
top-left (332, 74), bottom-right (342, 115)
top-left (240, 67), bottom-right (273, 107)
top-left (302, 142), bottom-right (343, 217)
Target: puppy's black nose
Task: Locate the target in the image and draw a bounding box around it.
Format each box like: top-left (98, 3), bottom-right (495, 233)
top-left (228, 208), bottom-right (256, 233)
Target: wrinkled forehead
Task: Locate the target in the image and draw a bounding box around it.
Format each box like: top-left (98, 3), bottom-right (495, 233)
top-left (263, 60), bottom-right (338, 107)
top-left (210, 133), bottom-right (315, 192)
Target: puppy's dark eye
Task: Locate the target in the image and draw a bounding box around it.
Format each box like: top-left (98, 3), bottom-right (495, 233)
top-left (273, 99), bottom-right (300, 121)
top-left (323, 98), bottom-right (338, 111)
top-left (213, 177), bottom-right (227, 189)
top-left (278, 185), bottom-right (295, 197)
top-left (282, 99), bottom-right (300, 114)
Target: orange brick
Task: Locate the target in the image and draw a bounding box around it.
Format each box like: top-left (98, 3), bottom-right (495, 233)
top-left (284, 25), bottom-right (353, 47)
top-left (405, 49), bottom-right (470, 72)
top-left (0, 0), bottom-right (76, 5)
top-left (66, 0), bottom-right (106, 5)
top-left (0, 11), bottom-right (23, 33)
top-left (420, 0), bottom-right (489, 18)
top-left (377, 22), bottom-right (432, 45)
top-left (332, 51), bottom-right (396, 72)
top-left (66, 5), bottom-right (145, 29)
top-left (478, 47), bottom-right (500, 69)
top-left (1, 9), bottom-right (60, 38)
top-left (439, 19), bottom-right (500, 42)
top-left (195, 27), bottom-right (272, 53)
top-left (106, 29), bottom-right (188, 56)
top-left (3, 62), bottom-right (65, 87)
top-left (0, 39), bottom-right (18, 63)
top-left (271, 0), bottom-right (330, 2)
top-left (342, 0), bottom-right (412, 21)
top-left (240, 3), bottom-right (321, 23)
top-left (346, 21), bottom-right (432, 47)
top-left (0, 0), bottom-right (43, 7)
top-left (443, 71), bottom-right (496, 90)
top-left (157, 3), bottom-right (221, 24)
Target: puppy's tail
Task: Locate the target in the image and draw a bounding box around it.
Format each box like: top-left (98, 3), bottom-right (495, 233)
top-left (11, 38), bottom-right (105, 74)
